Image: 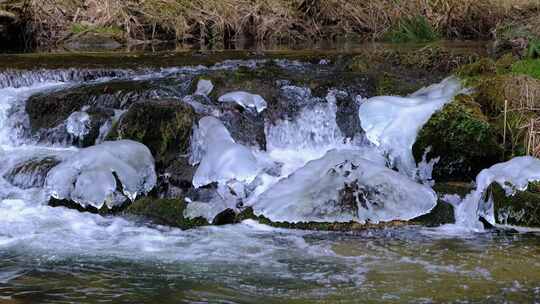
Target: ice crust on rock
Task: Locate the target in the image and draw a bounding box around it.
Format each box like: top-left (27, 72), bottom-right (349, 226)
top-left (251, 149), bottom-right (437, 223)
top-left (66, 111), bottom-right (91, 138)
top-left (448, 156), bottom-right (540, 231)
top-left (195, 79), bottom-right (214, 96)
top-left (358, 77), bottom-right (463, 176)
top-left (45, 140), bottom-right (157, 209)
top-left (218, 91), bottom-right (267, 113)
top-left (191, 116), bottom-right (260, 188)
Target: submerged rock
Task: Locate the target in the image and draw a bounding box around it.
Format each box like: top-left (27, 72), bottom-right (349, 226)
top-left (45, 140), bottom-right (156, 210)
top-left (413, 94), bottom-right (503, 181)
top-left (124, 197), bottom-right (208, 229)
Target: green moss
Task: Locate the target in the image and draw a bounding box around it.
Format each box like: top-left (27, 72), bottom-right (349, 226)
top-left (124, 197), bottom-right (208, 229)
top-left (413, 94), bottom-right (503, 181)
top-left (456, 58), bottom-right (497, 84)
top-left (489, 182), bottom-right (540, 227)
top-left (511, 59), bottom-right (540, 79)
top-left (109, 100), bottom-right (195, 168)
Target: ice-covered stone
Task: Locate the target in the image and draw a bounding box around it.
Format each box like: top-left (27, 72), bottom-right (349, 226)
top-left (358, 77), bottom-right (463, 176)
top-left (195, 79), bottom-right (214, 96)
top-left (45, 140), bottom-right (157, 209)
top-left (66, 111), bottom-right (91, 138)
top-left (218, 91), bottom-right (267, 113)
top-left (450, 156), bottom-right (540, 231)
top-left (191, 116), bottom-right (260, 188)
top-left (251, 149), bottom-right (437, 223)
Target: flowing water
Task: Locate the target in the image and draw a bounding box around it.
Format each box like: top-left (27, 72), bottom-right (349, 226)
top-left (0, 54), bottom-right (539, 303)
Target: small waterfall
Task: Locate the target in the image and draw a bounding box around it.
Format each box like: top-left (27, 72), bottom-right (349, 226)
top-left (0, 69), bottom-right (135, 89)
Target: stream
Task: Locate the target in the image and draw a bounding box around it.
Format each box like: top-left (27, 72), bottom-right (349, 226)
top-left (0, 51), bottom-right (539, 303)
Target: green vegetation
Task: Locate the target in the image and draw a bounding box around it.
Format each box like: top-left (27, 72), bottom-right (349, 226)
top-left (511, 59), bottom-right (540, 79)
top-left (385, 16), bottom-right (439, 43)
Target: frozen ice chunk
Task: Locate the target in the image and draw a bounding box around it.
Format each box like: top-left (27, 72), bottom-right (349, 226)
top-left (265, 95), bottom-right (343, 151)
top-left (191, 116), bottom-right (260, 188)
top-left (252, 149), bottom-right (437, 223)
top-left (358, 77), bottom-right (463, 176)
top-left (195, 79), bottom-right (214, 96)
top-left (218, 91), bottom-right (267, 113)
top-left (450, 156), bottom-right (540, 231)
top-left (45, 140), bottom-right (157, 209)
top-left (66, 111), bottom-right (91, 138)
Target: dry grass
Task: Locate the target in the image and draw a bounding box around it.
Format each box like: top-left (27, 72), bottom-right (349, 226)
top-left (2, 0), bottom-right (535, 47)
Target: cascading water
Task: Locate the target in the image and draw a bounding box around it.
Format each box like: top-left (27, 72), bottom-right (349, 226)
top-left (1, 59), bottom-right (539, 303)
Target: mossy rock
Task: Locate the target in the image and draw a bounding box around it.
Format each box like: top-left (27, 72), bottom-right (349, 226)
top-left (25, 80), bottom-right (167, 147)
top-left (108, 100), bottom-right (195, 169)
top-left (124, 197), bottom-right (208, 229)
top-left (413, 94), bottom-right (503, 182)
top-left (489, 182), bottom-right (540, 227)
top-left (236, 207), bottom-right (408, 231)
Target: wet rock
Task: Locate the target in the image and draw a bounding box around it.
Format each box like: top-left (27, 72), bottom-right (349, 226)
top-left (236, 207), bottom-right (408, 231)
top-left (413, 94), bottom-right (503, 182)
top-left (26, 79), bottom-right (184, 147)
top-left (212, 208), bottom-right (237, 225)
top-left (489, 182), bottom-right (540, 227)
top-left (3, 156), bottom-right (60, 189)
top-left (108, 99), bottom-right (196, 170)
top-left (124, 197), bottom-right (208, 229)
top-left (48, 197), bottom-right (128, 215)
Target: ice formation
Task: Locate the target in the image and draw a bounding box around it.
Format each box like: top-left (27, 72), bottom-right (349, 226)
top-left (218, 91), bottom-right (267, 113)
top-left (45, 140), bottom-right (157, 209)
top-left (252, 149), bottom-right (437, 223)
top-left (191, 116), bottom-right (260, 188)
top-left (450, 156), bottom-right (540, 231)
top-left (66, 111), bottom-right (91, 138)
top-left (266, 91), bottom-right (343, 151)
top-left (195, 79), bottom-right (214, 96)
top-left (358, 77), bottom-right (463, 176)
